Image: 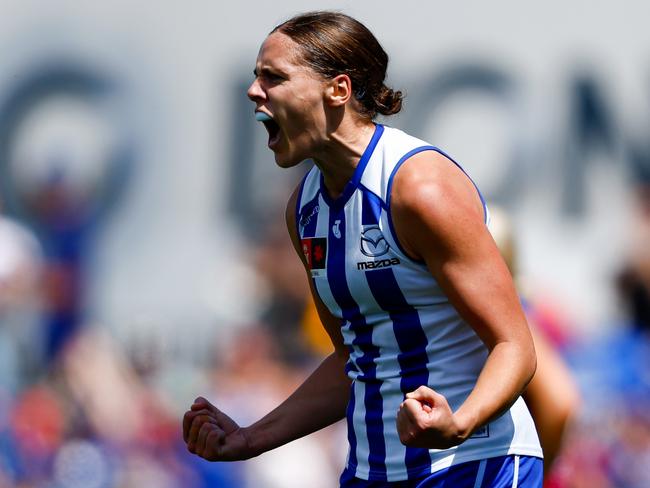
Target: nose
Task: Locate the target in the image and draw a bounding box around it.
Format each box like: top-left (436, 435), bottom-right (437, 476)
top-left (247, 78), bottom-right (265, 102)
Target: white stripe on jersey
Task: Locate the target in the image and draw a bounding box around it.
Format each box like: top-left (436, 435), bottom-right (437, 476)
top-left (474, 459), bottom-right (487, 488)
top-left (512, 455), bottom-right (520, 488)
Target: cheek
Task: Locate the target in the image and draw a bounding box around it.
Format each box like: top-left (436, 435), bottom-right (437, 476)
top-left (289, 82), bottom-right (324, 114)
top-left (287, 101), bottom-right (323, 135)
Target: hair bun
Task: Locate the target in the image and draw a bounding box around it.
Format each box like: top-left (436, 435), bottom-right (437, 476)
top-left (374, 86), bottom-right (403, 116)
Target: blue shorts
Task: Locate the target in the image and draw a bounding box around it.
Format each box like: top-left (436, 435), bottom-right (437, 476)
top-left (340, 455), bottom-right (543, 487)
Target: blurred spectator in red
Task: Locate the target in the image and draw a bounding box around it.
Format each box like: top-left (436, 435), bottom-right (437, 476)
top-left (9, 384), bottom-right (66, 483)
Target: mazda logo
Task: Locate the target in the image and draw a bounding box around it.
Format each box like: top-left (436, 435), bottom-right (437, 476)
top-left (360, 225), bottom-right (389, 257)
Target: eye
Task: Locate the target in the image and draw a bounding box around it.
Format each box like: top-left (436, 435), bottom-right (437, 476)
top-left (256, 68), bottom-right (285, 83)
top-left (265, 72), bottom-right (284, 83)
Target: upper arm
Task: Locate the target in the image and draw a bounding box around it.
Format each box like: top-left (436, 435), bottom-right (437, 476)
top-left (285, 186), bottom-right (348, 359)
top-left (390, 151), bottom-right (533, 353)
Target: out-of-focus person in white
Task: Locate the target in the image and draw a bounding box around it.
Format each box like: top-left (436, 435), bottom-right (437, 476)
top-left (0, 195), bottom-right (43, 392)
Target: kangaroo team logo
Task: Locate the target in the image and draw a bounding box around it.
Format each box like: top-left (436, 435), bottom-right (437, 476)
top-left (360, 225), bottom-right (389, 257)
top-left (332, 219), bottom-right (341, 239)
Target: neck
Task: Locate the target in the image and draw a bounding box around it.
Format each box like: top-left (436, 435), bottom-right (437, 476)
top-left (313, 118), bottom-right (376, 200)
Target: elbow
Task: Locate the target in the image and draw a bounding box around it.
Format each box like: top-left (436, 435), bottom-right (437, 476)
top-left (528, 349), bottom-right (538, 386)
top-left (520, 343), bottom-right (537, 393)
top-left (555, 380), bottom-right (581, 425)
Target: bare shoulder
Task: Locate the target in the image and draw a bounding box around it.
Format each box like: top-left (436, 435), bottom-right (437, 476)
top-left (391, 150), bottom-right (484, 222)
top-left (390, 150), bottom-right (487, 261)
top-left (285, 182), bottom-right (305, 263)
top-left (285, 183), bottom-right (301, 233)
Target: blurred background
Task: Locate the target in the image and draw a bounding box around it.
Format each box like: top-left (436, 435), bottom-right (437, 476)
top-left (1, 0), bottom-right (650, 486)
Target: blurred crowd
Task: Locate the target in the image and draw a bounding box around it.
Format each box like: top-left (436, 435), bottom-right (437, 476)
top-left (1, 175), bottom-right (650, 488)
top-left (0, 186), bottom-right (347, 488)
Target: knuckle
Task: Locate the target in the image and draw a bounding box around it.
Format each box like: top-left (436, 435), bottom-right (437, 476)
top-left (402, 431), bottom-right (416, 446)
top-left (191, 414), bottom-right (208, 426)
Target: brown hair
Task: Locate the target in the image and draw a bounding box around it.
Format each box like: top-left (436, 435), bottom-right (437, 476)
top-left (272, 11), bottom-right (403, 119)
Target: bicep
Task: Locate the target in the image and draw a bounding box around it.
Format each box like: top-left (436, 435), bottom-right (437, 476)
top-left (430, 224), bottom-right (528, 349)
top-left (390, 153), bottom-right (530, 350)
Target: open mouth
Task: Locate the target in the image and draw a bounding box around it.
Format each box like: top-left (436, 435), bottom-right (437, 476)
top-left (255, 112), bottom-right (281, 147)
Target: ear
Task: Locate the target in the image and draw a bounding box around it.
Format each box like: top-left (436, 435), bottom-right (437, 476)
top-left (324, 74), bottom-right (353, 107)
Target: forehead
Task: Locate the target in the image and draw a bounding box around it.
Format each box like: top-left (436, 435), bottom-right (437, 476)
top-left (256, 32), bottom-right (305, 72)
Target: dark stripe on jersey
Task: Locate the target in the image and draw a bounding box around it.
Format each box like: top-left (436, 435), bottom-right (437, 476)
top-left (294, 168), bottom-right (311, 235)
top-left (345, 382), bottom-right (358, 472)
top-left (298, 191), bottom-right (321, 238)
top-left (361, 187), bottom-right (383, 225)
top-left (327, 207), bottom-right (386, 479)
top-left (356, 190), bottom-right (387, 380)
top-left (364, 267), bottom-right (432, 477)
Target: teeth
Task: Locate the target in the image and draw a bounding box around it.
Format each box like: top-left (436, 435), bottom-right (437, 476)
top-left (255, 112), bottom-right (272, 122)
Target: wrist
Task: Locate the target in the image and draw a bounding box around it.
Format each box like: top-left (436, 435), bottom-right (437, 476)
top-left (239, 426), bottom-right (261, 460)
top-left (452, 409), bottom-right (478, 443)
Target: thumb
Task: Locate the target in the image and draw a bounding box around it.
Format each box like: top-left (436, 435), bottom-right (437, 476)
top-left (405, 385), bottom-right (439, 404)
top-left (191, 396), bottom-right (218, 413)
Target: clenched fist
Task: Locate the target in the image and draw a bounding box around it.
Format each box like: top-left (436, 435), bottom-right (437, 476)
top-left (396, 386), bottom-right (469, 449)
top-left (182, 397), bottom-right (252, 461)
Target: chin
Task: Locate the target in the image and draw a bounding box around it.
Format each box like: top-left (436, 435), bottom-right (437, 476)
top-left (273, 151), bottom-right (305, 169)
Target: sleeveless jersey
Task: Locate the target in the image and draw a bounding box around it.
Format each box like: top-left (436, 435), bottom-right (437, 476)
top-left (295, 124), bottom-right (542, 482)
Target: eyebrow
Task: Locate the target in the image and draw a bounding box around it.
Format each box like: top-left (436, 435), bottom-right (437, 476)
top-left (253, 66), bottom-right (288, 78)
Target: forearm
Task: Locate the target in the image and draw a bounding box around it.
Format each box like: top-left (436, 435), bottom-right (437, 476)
top-left (454, 340), bottom-right (536, 440)
top-left (243, 351), bottom-right (351, 456)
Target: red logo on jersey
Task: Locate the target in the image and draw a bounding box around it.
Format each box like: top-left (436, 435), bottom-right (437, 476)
top-left (301, 237), bottom-right (327, 269)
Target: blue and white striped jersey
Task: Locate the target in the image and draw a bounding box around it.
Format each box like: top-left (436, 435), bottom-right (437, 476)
top-left (295, 124), bottom-right (542, 482)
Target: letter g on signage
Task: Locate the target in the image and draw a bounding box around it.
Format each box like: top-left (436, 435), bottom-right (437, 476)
top-left (0, 63), bottom-right (134, 224)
